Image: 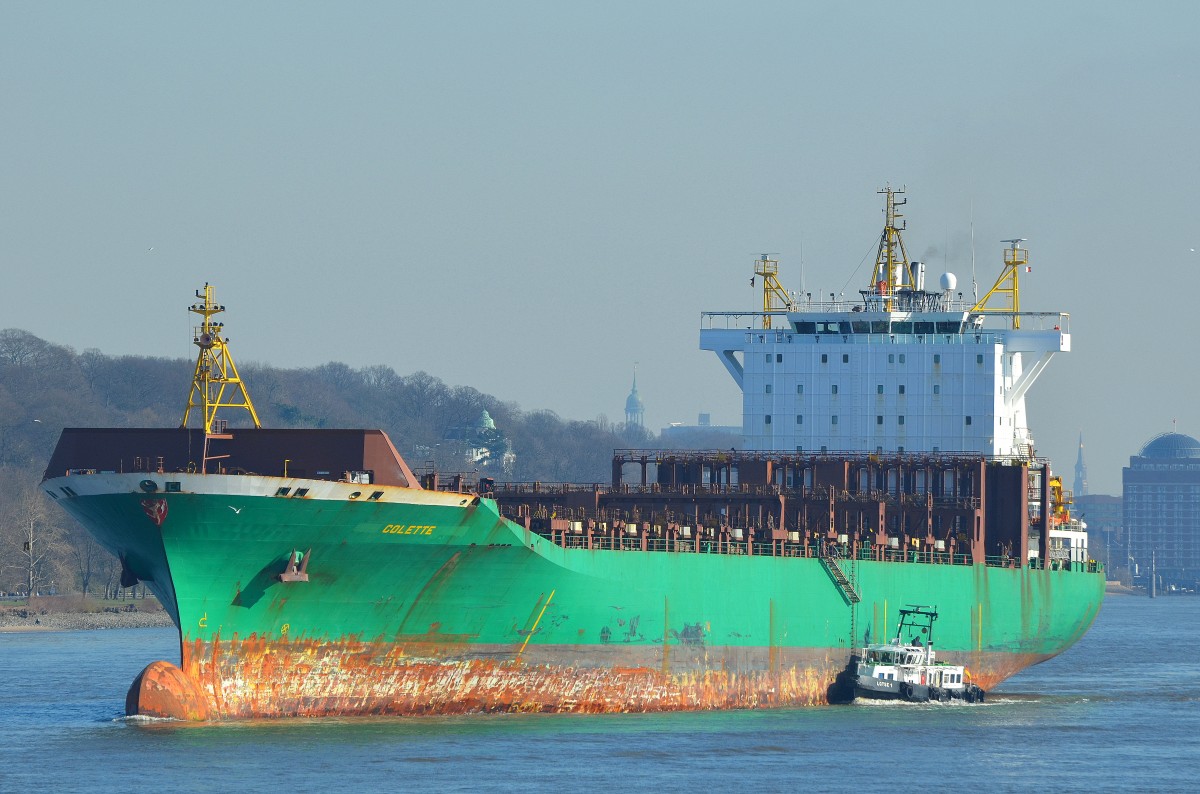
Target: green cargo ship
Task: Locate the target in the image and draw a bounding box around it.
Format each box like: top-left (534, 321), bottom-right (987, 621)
top-left (41, 195), bottom-right (1104, 718)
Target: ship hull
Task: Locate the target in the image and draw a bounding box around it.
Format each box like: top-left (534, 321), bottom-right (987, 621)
top-left (45, 472), bottom-right (1104, 719)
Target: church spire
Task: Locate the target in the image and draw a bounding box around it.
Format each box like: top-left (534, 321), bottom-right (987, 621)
top-left (1074, 432), bottom-right (1088, 497)
top-left (624, 364), bottom-right (644, 428)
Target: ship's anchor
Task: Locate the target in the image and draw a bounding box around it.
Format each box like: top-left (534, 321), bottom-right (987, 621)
top-left (119, 554), bottom-right (140, 589)
top-left (279, 548), bottom-right (311, 583)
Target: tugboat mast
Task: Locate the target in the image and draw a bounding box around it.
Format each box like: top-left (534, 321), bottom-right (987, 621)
top-left (180, 283), bottom-right (261, 433)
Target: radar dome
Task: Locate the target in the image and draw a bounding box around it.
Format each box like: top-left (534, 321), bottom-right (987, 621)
top-left (939, 272), bottom-right (957, 292)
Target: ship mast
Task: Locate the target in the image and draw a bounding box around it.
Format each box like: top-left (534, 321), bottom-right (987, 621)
top-left (971, 239), bottom-right (1027, 329)
top-left (869, 186), bottom-right (914, 311)
top-left (753, 254), bottom-right (791, 329)
top-left (181, 283), bottom-right (261, 433)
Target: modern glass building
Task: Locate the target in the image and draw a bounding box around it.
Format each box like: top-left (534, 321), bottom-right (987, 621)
top-left (1122, 432), bottom-right (1200, 591)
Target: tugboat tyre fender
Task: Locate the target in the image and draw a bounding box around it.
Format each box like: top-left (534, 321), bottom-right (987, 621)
top-left (902, 683), bottom-right (914, 700)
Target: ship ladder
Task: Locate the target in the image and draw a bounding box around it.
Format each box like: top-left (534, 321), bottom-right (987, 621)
top-left (821, 553), bottom-right (862, 605)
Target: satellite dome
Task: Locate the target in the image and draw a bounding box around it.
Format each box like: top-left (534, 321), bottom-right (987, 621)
top-left (1139, 432), bottom-right (1200, 459)
top-left (940, 272), bottom-right (957, 292)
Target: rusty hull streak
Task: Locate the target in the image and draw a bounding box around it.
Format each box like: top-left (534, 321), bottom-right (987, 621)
top-left (183, 636), bottom-right (836, 718)
top-left (962, 652), bottom-right (1049, 692)
top-left (118, 634), bottom-right (1044, 720)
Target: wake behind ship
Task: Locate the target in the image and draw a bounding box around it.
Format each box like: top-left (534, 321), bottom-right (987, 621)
top-left (42, 191), bottom-right (1103, 719)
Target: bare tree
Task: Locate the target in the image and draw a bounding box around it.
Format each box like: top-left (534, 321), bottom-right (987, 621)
top-left (0, 469), bottom-right (72, 597)
top-left (67, 522), bottom-right (113, 597)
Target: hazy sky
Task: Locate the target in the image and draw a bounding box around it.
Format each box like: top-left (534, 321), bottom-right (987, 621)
top-left (2, 1), bottom-right (1197, 494)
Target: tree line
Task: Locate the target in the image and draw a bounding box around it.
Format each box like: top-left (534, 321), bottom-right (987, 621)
top-left (0, 328), bottom-right (734, 597)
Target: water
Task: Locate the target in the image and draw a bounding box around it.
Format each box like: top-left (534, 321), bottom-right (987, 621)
top-left (1, 596), bottom-right (1197, 792)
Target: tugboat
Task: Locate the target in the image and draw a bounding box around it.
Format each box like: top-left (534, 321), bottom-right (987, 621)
top-left (854, 606), bottom-right (986, 703)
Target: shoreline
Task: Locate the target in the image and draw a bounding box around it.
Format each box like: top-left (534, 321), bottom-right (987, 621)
top-left (0, 600), bottom-right (175, 633)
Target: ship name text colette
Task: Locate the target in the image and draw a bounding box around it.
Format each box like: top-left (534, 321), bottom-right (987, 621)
top-left (382, 524), bottom-right (436, 535)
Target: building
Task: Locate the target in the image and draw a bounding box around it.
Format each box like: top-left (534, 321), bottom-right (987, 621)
top-left (624, 370), bottom-right (644, 429)
top-left (659, 413), bottom-right (741, 447)
top-left (1122, 432), bottom-right (1200, 591)
top-left (1074, 493), bottom-right (1122, 576)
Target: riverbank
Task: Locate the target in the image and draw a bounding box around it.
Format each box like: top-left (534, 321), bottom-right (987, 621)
top-left (0, 596), bottom-right (174, 632)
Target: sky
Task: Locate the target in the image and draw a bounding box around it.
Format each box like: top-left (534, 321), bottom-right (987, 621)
top-left (2, 1), bottom-right (1198, 495)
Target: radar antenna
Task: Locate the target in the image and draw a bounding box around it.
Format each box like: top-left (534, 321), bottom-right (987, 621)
top-left (181, 283), bottom-right (262, 434)
top-left (971, 239), bottom-right (1028, 329)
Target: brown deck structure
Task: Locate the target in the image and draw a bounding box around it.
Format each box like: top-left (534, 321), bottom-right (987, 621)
top-left (476, 449), bottom-right (1053, 569)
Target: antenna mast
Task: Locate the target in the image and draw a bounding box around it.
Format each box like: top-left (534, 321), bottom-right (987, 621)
top-left (870, 186), bottom-right (914, 310)
top-left (181, 283), bottom-right (262, 433)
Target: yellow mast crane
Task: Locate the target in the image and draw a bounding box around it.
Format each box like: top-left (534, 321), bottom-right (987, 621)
top-left (753, 254), bottom-right (792, 329)
top-left (869, 186), bottom-right (914, 311)
top-left (181, 283), bottom-right (262, 433)
top-left (971, 239), bottom-right (1027, 329)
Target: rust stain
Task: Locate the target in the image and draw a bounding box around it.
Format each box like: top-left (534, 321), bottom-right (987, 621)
top-left (134, 634), bottom-right (1054, 720)
top-left (126, 660), bottom-right (212, 721)
top-left (171, 636), bottom-right (839, 718)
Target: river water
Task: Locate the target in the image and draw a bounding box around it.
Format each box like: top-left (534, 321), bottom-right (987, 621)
top-left (1, 595), bottom-right (1196, 792)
